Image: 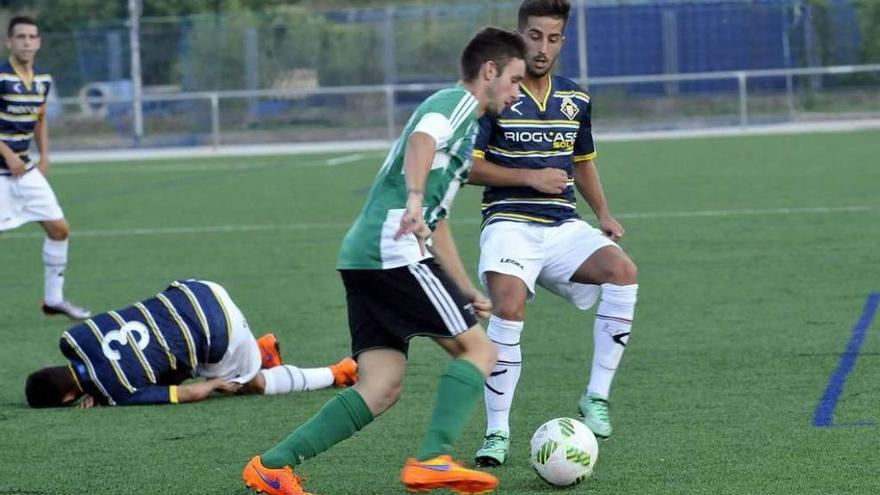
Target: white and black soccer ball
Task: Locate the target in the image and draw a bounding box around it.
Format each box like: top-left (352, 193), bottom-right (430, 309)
top-left (530, 417), bottom-right (599, 486)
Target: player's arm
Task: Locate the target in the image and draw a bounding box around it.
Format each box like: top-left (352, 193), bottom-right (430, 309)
top-left (34, 103), bottom-right (49, 176)
top-left (114, 379), bottom-right (241, 406)
top-left (0, 140), bottom-right (26, 176)
top-left (571, 95), bottom-right (624, 241)
top-left (469, 155), bottom-right (568, 194)
top-left (428, 219), bottom-right (492, 319)
top-left (174, 379), bottom-right (242, 403)
top-left (573, 159), bottom-right (624, 241)
top-left (393, 131), bottom-right (437, 254)
top-left (467, 113), bottom-right (567, 193)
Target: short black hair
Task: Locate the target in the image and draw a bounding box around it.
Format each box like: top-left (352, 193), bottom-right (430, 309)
top-left (518, 0), bottom-right (572, 30)
top-left (8, 15), bottom-right (38, 37)
top-left (460, 27), bottom-right (527, 82)
top-left (25, 366), bottom-right (77, 408)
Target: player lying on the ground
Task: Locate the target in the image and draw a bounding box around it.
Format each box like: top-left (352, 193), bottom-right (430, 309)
top-left (25, 279), bottom-right (358, 407)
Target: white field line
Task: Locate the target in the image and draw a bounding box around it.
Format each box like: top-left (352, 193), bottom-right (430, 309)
top-left (50, 152), bottom-right (385, 175)
top-left (325, 153), bottom-right (369, 166)
top-left (3, 205), bottom-right (875, 240)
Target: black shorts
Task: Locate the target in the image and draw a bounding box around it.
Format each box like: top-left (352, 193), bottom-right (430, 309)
top-left (340, 259), bottom-right (479, 357)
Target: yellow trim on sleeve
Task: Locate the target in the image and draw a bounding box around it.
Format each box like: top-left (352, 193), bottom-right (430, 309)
top-left (169, 386), bottom-right (179, 404)
top-left (574, 152), bottom-right (597, 163)
top-left (472, 149), bottom-right (485, 159)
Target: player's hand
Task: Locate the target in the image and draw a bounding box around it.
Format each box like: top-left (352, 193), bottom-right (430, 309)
top-left (464, 288), bottom-right (493, 319)
top-left (37, 157), bottom-right (49, 176)
top-left (79, 394), bottom-right (96, 408)
top-left (5, 154), bottom-right (27, 176)
top-left (213, 380), bottom-right (243, 394)
top-left (527, 168), bottom-right (569, 194)
top-left (394, 193), bottom-right (431, 255)
top-left (599, 214), bottom-right (625, 241)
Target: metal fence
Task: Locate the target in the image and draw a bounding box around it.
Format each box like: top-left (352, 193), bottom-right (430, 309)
top-left (28, 0), bottom-right (880, 150)
top-left (46, 63), bottom-right (880, 151)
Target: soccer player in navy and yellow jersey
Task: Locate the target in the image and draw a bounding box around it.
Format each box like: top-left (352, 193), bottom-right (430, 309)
top-left (25, 280), bottom-right (358, 408)
top-left (0, 16), bottom-right (89, 319)
top-left (469, 0), bottom-right (640, 465)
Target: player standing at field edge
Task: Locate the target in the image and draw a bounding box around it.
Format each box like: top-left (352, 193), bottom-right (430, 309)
top-left (242, 27), bottom-right (526, 495)
top-left (469, 0), bottom-right (639, 466)
top-left (0, 16), bottom-right (90, 320)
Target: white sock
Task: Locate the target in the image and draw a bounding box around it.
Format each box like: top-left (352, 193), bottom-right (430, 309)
top-left (260, 365), bottom-right (334, 394)
top-left (587, 283), bottom-right (638, 399)
top-left (43, 238), bottom-right (68, 305)
top-left (484, 315), bottom-right (524, 434)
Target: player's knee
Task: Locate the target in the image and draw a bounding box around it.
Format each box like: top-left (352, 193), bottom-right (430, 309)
top-left (461, 332), bottom-right (497, 375)
top-left (494, 300), bottom-right (525, 321)
top-left (46, 221), bottom-right (69, 241)
top-left (617, 258), bottom-right (638, 284)
top-left (357, 376), bottom-right (404, 415)
top-left (605, 257), bottom-right (637, 285)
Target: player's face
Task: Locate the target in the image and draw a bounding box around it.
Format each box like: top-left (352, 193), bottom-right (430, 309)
top-left (519, 15), bottom-right (565, 78)
top-left (6, 24), bottom-right (41, 65)
top-left (486, 58), bottom-right (525, 116)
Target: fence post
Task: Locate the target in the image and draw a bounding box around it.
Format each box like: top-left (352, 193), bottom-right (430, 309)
top-left (385, 85), bottom-right (396, 143)
top-left (737, 71), bottom-right (748, 128)
top-left (127, 0), bottom-right (144, 145)
top-left (576, 0), bottom-right (589, 88)
top-left (244, 27), bottom-right (260, 122)
top-left (210, 93), bottom-right (221, 149)
top-left (383, 6), bottom-right (397, 86)
top-left (662, 9), bottom-right (679, 96)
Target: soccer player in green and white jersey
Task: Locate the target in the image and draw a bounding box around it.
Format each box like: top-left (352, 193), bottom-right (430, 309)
top-left (242, 28), bottom-right (526, 495)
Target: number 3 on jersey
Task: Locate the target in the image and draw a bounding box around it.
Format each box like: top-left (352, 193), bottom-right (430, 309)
top-left (101, 321), bottom-right (151, 361)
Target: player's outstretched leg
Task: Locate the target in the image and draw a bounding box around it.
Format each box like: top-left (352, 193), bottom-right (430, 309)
top-left (242, 455), bottom-right (312, 495)
top-left (41, 299), bottom-right (91, 320)
top-left (403, 330), bottom-right (499, 494)
top-left (40, 227), bottom-right (91, 320)
top-left (257, 334), bottom-right (283, 369)
top-left (475, 315), bottom-right (522, 466)
top-left (474, 430), bottom-right (510, 468)
top-left (579, 282), bottom-right (638, 439)
top-left (329, 357), bottom-right (358, 387)
top-left (401, 455), bottom-right (498, 495)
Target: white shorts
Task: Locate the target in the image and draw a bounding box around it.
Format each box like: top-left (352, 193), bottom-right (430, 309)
top-left (196, 281), bottom-right (262, 384)
top-left (478, 220), bottom-right (618, 310)
top-left (0, 168), bottom-right (64, 231)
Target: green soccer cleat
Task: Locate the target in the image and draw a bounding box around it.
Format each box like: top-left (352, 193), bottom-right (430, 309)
top-left (474, 430), bottom-right (510, 467)
top-left (578, 392), bottom-right (612, 440)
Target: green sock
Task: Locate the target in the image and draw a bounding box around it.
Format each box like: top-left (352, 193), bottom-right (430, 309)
top-left (417, 358), bottom-right (486, 461)
top-left (261, 387), bottom-right (374, 468)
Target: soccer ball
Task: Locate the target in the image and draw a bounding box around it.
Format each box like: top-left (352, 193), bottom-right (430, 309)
top-left (530, 417), bottom-right (599, 486)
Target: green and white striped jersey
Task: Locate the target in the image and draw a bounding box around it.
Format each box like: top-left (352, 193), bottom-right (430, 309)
top-left (337, 87), bottom-right (479, 270)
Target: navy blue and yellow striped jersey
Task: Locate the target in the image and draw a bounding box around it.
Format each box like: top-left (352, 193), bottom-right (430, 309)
top-left (473, 75), bottom-right (596, 228)
top-left (0, 59), bottom-right (51, 174)
top-left (59, 280), bottom-right (232, 406)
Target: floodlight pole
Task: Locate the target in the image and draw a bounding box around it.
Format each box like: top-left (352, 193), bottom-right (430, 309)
top-left (128, 0), bottom-right (144, 145)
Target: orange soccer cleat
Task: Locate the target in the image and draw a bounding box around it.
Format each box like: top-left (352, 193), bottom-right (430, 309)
top-left (329, 357), bottom-right (358, 387)
top-left (401, 455), bottom-right (499, 494)
top-left (242, 455), bottom-right (312, 495)
top-left (257, 334), bottom-right (283, 369)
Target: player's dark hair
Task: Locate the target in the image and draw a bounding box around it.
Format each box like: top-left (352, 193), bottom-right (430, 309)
top-left (460, 27), bottom-right (527, 82)
top-left (25, 366), bottom-right (76, 408)
top-left (7, 15), bottom-right (38, 37)
top-left (518, 0), bottom-right (571, 30)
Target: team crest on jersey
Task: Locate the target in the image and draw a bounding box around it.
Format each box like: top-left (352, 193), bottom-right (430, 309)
top-left (560, 96), bottom-right (579, 120)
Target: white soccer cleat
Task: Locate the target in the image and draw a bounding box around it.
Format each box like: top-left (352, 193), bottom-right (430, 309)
top-left (41, 300), bottom-right (92, 320)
